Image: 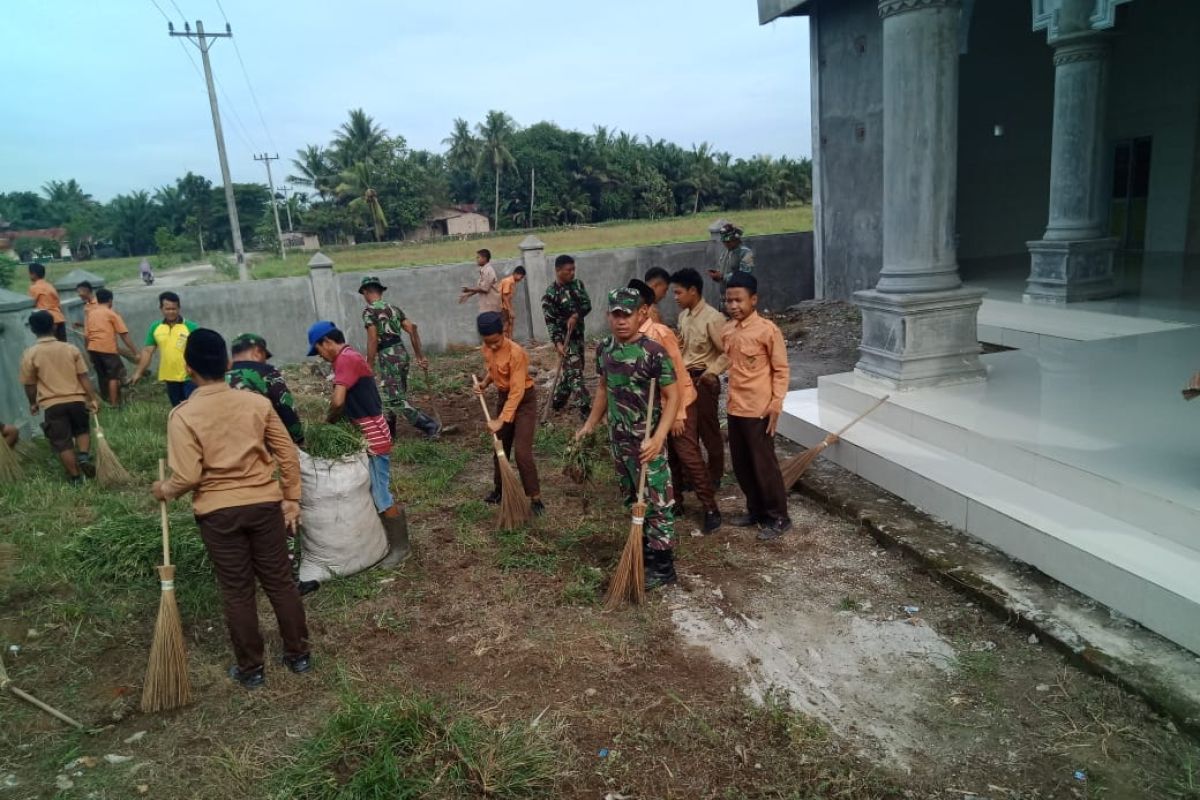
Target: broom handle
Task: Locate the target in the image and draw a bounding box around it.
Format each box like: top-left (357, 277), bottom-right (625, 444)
top-left (472, 375), bottom-right (506, 454)
top-left (6, 684), bottom-right (86, 731)
top-left (634, 379), bottom-right (658, 504)
top-left (158, 459), bottom-right (171, 567)
top-left (833, 395), bottom-right (891, 439)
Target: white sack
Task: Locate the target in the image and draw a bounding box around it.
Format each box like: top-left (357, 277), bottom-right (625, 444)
top-left (297, 450), bottom-right (387, 582)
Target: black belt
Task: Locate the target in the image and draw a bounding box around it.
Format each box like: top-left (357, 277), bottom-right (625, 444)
top-left (378, 335), bottom-right (403, 349)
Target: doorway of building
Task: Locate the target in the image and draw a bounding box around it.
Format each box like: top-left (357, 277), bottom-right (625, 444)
top-left (1110, 137), bottom-right (1152, 251)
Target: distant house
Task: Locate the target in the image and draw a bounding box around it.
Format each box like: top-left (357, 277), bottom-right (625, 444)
top-left (421, 205), bottom-right (491, 239)
top-left (281, 231), bottom-right (321, 251)
top-left (0, 226), bottom-right (71, 260)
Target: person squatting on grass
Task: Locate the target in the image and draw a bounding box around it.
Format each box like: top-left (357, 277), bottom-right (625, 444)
top-left (474, 311), bottom-right (544, 515)
top-left (307, 321), bottom-right (412, 576)
top-left (628, 278), bottom-right (721, 533)
top-left (578, 288), bottom-right (682, 589)
top-left (357, 276), bottom-right (441, 440)
top-left (722, 272), bottom-right (793, 540)
top-left (541, 254), bottom-right (593, 419)
top-left (151, 328), bottom-right (311, 690)
top-left (19, 310), bottom-right (101, 485)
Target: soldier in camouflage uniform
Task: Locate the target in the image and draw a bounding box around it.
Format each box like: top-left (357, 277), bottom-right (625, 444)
top-left (541, 254), bottom-right (592, 418)
top-left (578, 287), bottom-right (683, 588)
top-left (358, 276), bottom-right (441, 439)
top-left (707, 223), bottom-right (755, 285)
top-left (226, 333), bottom-right (304, 444)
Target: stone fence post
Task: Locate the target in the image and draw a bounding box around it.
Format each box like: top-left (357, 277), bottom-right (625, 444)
top-left (520, 235), bottom-right (549, 341)
top-left (307, 251), bottom-right (340, 324)
top-left (0, 289), bottom-right (36, 437)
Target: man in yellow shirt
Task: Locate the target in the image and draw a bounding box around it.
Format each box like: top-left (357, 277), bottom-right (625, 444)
top-left (27, 263), bottom-right (66, 341)
top-left (130, 291), bottom-right (200, 406)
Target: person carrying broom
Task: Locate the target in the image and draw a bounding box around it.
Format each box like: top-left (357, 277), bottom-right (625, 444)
top-left (151, 329), bottom-right (311, 690)
top-left (577, 288), bottom-right (682, 589)
top-left (474, 311), bottom-right (544, 515)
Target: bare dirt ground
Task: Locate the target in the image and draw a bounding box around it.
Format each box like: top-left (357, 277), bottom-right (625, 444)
top-left (3, 306), bottom-right (1198, 799)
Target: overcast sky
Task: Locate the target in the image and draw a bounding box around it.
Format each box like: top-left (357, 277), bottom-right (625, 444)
top-left (2, 1), bottom-right (810, 201)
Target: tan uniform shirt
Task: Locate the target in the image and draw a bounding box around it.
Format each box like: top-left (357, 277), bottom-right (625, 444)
top-left (498, 275), bottom-right (517, 318)
top-left (722, 311), bottom-right (788, 418)
top-left (84, 305), bottom-right (129, 354)
top-left (677, 298), bottom-right (729, 376)
top-left (476, 263), bottom-right (502, 314)
top-left (29, 279), bottom-right (64, 323)
top-left (482, 338), bottom-right (534, 423)
top-left (19, 337), bottom-right (88, 408)
top-left (163, 383), bottom-right (301, 516)
top-left (640, 317), bottom-right (696, 419)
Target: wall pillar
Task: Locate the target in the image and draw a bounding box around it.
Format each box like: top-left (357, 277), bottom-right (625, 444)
top-left (519, 235), bottom-right (550, 341)
top-left (307, 251), bottom-right (340, 323)
top-left (853, 0), bottom-right (985, 389)
top-left (1025, 33), bottom-right (1118, 303)
top-left (0, 289), bottom-right (37, 437)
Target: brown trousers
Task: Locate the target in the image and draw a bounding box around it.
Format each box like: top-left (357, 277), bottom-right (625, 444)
top-left (727, 415), bottom-right (790, 523)
top-left (197, 501), bottom-right (310, 671)
top-left (494, 388), bottom-right (540, 497)
top-left (690, 369), bottom-right (725, 487)
top-left (667, 399), bottom-right (718, 512)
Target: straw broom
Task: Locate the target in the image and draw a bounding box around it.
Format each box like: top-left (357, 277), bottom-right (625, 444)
top-left (0, 431), bottom-right (22, 484)
top-left (781, 395), bottom-right (890, 489)
top-left (539, 318), bottom-right (576, 424)
top-left (140, 459), bottom-right (192, 713)
top-left (472, 375), bottom-right (532, 529)
top-left (604, 378), bottom-right (657, 611)
top-left (92, 414), bottom-right (134, 487)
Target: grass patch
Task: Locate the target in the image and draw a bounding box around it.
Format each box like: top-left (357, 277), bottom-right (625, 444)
top-left (302, 422), bottom-right (365, 459)
top-left (391, 440), bottom-right (470, 506)
top-left (496, 529), bottom-right (560, 574)
top-left (560, 563), bottom-right (603, 606)
top-left (271, 686), bottom-right (561, 799)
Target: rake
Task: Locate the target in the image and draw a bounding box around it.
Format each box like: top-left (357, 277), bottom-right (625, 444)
top-left (140, 460), bottom-right (192, 713)
top-left (781, 395), bottom-right (889, 489)
top-left (539, 318), bottom-right (576, 424)
top-left (92, 414), bottom-right (134, 487)
top-left (604, 378), bottom-right (656, 610)
top-left (472, 375), bottom-right (532, 530)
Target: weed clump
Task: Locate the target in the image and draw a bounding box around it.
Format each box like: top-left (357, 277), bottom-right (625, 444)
top-left (302, 423), bottom-right (365, 459)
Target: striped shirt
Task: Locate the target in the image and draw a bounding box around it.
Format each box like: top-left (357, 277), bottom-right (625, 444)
top-left (332, 345), bottom-right (392, 456)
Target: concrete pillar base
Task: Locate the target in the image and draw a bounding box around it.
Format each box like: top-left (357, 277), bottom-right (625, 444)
top-left (853, 286), bottom-right (986, 389)
top-left (1024, 237), bottom-right (1119, 304)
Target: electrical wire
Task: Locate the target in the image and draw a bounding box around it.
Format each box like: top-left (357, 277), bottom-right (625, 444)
top-left (213, 0), bottom-right (280, 153)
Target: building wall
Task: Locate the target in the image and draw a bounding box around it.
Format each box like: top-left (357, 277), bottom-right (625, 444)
top-left (811, 0), bottom-right (883, 300)
top-left (956, 0), bottom-right (1054, 265)
top-left (445, 214), bottom-right (490, 236)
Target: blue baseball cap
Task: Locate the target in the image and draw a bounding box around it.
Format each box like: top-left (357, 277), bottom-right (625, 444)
top-left (306, 320), bottom-right (339, 356)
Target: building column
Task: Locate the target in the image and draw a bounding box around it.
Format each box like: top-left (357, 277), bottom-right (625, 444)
top-left (853, 0), bottom-right (985, 389)
top-left (1025, 33), bottom-right (1118, 303)
top-left (519, 235), bottom-right (550, 341)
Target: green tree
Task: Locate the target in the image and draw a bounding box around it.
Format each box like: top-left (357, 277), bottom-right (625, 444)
top-left (0, 191), bottom-right (52, 229)
top-left (42, 179), bottom-right (93, 225)
top-left (475, 110), bottom-right (518, 230)
top-left (177, 172), bottom-right (214, 254)
top-left (333, 109), bottom-right (389, 167)
top-left (684, 143), bottom-right (720, 214)
top-left (336, 162), bottom-right (388, 242)
top-left (442, 118), bottom-right (479, 204)
top-left (289, 145), bottom-right (336, 201)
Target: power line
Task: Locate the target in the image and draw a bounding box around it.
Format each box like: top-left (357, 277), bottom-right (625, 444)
top-left (213, 0), bottom-right (279, 154)
top-left (167, 0), bottom-right (188, 21)
top-left (148, 0), bottom-right (172, 23)
top-left (214, 72), bottom-right (260, 152)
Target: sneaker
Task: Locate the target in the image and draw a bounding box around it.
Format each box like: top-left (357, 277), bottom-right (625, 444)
top-left (757, 519), bottom-right (794, 541)
top-left (728, 513), bottom-right (763, 528)
top-left (484, 490), bottom-right (502, 505)
top-left (297, 580), bottom-right (321, 596)
top-left (531, 500), bottom-right (546, 516)
top-left (281, 653), bottom-right (313, 674)
top-left (702, 510), bottom-right (722, 534)
top-left (228, 664), bottom-right (265, 689)
top-left (78, 454), bottom-right (95, 479)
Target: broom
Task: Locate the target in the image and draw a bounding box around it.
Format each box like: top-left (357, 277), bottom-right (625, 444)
top-left (140, 459), bottom-right (192, 713)
top-left (604, 378), bottom-right (657, 611)
top-left (781, 395), bottom-right (890, 489)
top-left (539, 318), bottom-right (576, 424)
top-left (472, 375), bottom-right (532, 529)
top-left (0, 544), bottom-right (86, 730)
top-left (92, 414), bottom-right (133, 487)
top-left (0, 430), bottom-right (22, 484)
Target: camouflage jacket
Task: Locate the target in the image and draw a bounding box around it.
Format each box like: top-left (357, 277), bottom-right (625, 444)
top-left (595, 334), bottom-right (676, 443)
top-left (718, 244), bottom-right (755, 281)
top-left (226, 361), bottom-right (304, 444)
top-left (541, 279), bottom-right (591, 344)
top-left (362, 300), bottom-right (408, 353)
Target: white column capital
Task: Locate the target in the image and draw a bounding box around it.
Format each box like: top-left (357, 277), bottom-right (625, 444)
top-left (1051, 33), bottom-right (1111, 65)
top-left (878, 0), bottom-right (960, 20)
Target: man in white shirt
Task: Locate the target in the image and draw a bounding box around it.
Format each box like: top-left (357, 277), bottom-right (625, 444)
top-left (459, 248), bottom-right (502, 313)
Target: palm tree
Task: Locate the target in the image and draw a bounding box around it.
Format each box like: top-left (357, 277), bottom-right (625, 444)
top-left (475, 110), bottom-right (518, 230)
top-left (442, 118), bottom-right (479, 172)
top-left (335, 162), bottom-right (388, 242)
top-left (153, 184), bottom-right (189, 233)
top-left (333, 109), bottom-right (388, 167)
top-left (42, 179), bottom-right (93, 225)
top-left (289, 144), bottom-right (336, 200)
top-left (685, 142), bottom-right (720, 214)
top-left (107, 191), bottom-right (158, 256)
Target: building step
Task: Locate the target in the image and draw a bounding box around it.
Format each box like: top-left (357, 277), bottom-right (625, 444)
top-left (780, 388), bottom-right (1200, 655)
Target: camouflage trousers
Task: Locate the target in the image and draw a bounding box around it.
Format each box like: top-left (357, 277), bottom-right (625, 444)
top-left (610, 438), bottom-right (675, 551)
top-left (376, 346), bottom-right (425, 427)
top-left (552, 337), bottom-right (590, 412)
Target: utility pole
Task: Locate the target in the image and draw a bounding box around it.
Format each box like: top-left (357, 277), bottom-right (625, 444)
top-left (170, 20), bottom-right (248, 281)
top-left (254, 153), bottom-right (286, 260)
top-left (280, 184), bottom-right (294, 232)
top-left (529, 166), bottom-right (535, 229)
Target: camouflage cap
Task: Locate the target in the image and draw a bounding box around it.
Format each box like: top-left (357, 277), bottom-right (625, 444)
top-left (719, 223), bottom-right (744, 242)
top-left (231, 332), bottom-right (272, 359)
top-left (358, 276), bottom-right (387, 294)
top-left (607, 287), bottom-right (643, 316)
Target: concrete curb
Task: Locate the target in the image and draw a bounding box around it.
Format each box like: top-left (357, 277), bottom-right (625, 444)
top-left (793, 459), bottom-right (1200, 739)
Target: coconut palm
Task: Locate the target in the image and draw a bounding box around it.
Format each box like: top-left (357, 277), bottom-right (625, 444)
top-left (475, 110), bottom-right (518, 229)
top-left (289, 145), bottom-right (337, 200)
top-left (42, 179), bottom-right (93, 225)
top-left (442, 118), bottom-right (479, 174)
top-left (333, 109), bottom-right (389, 167)
top-left (336, 162), bottom-right (388, 242)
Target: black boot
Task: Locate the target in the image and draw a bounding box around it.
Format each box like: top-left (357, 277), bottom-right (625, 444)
top-left (385, 412), bottom-right (398, 440)
top-left (414, 412), bottom-right (441, 440)
top-left (376, 509), bottom-right (412, 568)
top-left (646, 549), bottom-right (677, 590)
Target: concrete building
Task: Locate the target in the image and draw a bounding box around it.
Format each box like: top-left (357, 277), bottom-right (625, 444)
top-left (763, 0), bottom-right (1200, 656)
top-left (422, 206), bottom-right (491, 238)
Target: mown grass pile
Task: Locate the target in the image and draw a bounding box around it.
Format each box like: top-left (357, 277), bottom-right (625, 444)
top-left (302, 422), bottom-right (365, 459)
